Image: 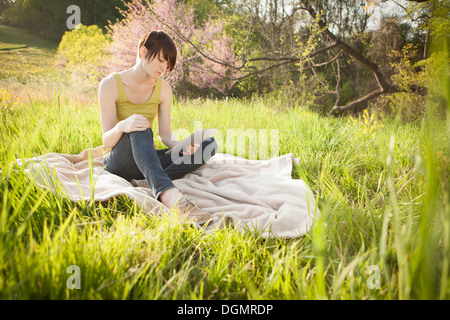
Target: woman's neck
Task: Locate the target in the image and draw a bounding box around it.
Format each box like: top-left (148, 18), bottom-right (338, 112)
top-left (127, 59), bottom-right (157, 86)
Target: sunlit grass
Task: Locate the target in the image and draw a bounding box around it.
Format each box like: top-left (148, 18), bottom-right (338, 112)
top-left (0, 24), bottom-right (97, 106)
top-left (0, 24), bottom-right (449, 300)
top-left (0, 81), bottom-right (448, 299)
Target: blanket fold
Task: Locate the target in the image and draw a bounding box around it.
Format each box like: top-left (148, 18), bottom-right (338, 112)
top-left (16, 146), bottom-right (320, 238)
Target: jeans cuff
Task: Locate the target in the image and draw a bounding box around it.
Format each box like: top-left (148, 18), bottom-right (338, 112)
top-left (155, 183), bottom-right (175, 202)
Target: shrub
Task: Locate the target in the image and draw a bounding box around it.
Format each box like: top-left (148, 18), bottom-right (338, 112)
top-left (57, 24), bottom-right (111, 87)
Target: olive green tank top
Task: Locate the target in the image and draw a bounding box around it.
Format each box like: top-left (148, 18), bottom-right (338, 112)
top-left (114, 73), bottom-right (161, 126)
top-left (103, 73), bottom-right (161, 156)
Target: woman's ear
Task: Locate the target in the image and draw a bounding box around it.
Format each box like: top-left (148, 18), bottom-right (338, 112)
top-left (139, 46), bottom-right (148, 60)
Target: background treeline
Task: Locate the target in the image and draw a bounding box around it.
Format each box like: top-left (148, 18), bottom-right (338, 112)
top-left (1, 0), bottom-right (448, 119)
top-left (0, 0), bottom-right (130, 39)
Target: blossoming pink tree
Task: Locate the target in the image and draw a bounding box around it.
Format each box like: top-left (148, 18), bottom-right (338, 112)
top-left (105, 0), bottom-right (242, 96)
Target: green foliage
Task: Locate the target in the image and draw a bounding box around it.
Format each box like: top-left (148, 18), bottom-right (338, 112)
top-left (0, 24), bottom-right (57, 50)
top-left (374, 20), bottom-right (449, 122)
top-left (407, 0), bottom-right (449, 44)
top-left (430, 9), bottom-right (450, 43)
top-left (0, 0), bottom-right (12, 16)
top-left (373, 43), bottom-right (428, 122)
top-left (2, 0), bottom-right (70, 39)
top-left (185, 0), bottom-right (234, 25)
top-left (57, 24), bottom-right (111, 87)
top-left (1, 0), bottom-right (130, 40)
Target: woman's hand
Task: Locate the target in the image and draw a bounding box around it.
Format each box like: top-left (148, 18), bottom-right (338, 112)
top-left (118, 114), bottom-right (150, 133)
top-left (182, 143), bottom-right (200, 155)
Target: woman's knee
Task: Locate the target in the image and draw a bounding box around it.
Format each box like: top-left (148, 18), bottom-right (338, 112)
top-left (128, 128), bottom-right (155, 149)
top-left (129, 127), bottom-right (154, 139)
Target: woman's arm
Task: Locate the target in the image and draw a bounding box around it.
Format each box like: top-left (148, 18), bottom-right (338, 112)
top-left (158, 80), bottom-right (200, 154)
top-left (99, 75), bottom-right (150, 149)
top-left (157, 80), bottom-right (180, 149)
top-left (99, 75), bottom-right (123, 149)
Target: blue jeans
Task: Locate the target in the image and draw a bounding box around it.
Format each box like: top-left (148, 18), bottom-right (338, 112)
top-left (103, 128), bottom-right (218, 200)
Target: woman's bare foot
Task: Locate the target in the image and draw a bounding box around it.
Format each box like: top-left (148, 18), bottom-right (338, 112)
top-left (159, 187), bottom-right (183, 208)
top-left (159, 187), bottom-right (212, 224)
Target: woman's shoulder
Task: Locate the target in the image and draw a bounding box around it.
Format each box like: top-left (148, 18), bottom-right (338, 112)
top-left (159, 78), bottom-right (172, 94)
top-left (159, 77), bottom-right (171, 88)
top-left (100, 73), bottom-right (119, 85)
top-left (100, 73), bottom-right (123, 89)
top-left (98, 73), bottom-right (119, 99)
top-left (159, 78), bottom-right (173, 103)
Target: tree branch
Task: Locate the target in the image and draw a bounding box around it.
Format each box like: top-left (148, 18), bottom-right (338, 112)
top-left (246, 42), bottom-right (339, 63)
top-left (232, 60), bottom-right (294, 81)
top-left (332, 89), bottom-right (385, 111)
top-left (299, 0), bottom-right (391, 92)
top-left (304, 50), bottom-right (342, 69)
top-left (333, 57), bottom-right (342, 107)
top-left (332, 84), bottom-right (426, 112)
top-left (152, 5), bottom-right (341, 74)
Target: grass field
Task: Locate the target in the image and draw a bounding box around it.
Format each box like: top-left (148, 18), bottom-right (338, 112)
top-left (0, 25), bottom-right (97, 107)
top-left (0, 25), bottom-right (449, 300)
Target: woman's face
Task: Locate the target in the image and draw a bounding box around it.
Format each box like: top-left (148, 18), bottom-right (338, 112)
top-left (140, 47), bottom-right (168, 79)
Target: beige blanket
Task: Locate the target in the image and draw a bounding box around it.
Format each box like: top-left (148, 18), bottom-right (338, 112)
top-left (15, 146), bottom-right (320, 238)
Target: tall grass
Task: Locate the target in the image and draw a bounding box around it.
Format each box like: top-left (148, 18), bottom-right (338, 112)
top-left (0, 24), bottom-right (449, 300)
top-left (0, 76), bottom-right (448, 299)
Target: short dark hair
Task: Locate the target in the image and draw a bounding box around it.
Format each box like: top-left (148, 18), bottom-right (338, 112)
top-left (138, 30), bottom-right (177, 73)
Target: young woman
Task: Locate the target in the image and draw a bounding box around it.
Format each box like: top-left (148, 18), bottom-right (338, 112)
top-left (98, 30), bottom-right (217, 224)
